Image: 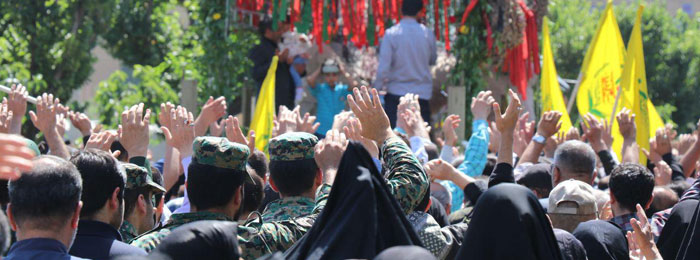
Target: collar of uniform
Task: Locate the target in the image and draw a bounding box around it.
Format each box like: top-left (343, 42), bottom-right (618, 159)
top-left (166, 211), bottom-right (233, 227)
top-left (7, 238), bottom-right (69, 254)
top-left (76, 220), bottom-right (123, 241)
top-left (119, 220), bottom-right (137, 239)
top-left (263, 196), bottom-right (315, 215)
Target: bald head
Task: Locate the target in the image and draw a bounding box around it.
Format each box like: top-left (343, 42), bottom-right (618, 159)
top-left (553, 141), bottom-right (597, 185)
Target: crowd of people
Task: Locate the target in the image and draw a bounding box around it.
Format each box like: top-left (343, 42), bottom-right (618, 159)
top-left (1, 0), bottom-right (700, 260)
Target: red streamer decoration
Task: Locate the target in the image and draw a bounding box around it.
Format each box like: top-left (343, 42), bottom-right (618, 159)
top-left (481, 11), bottom-right (492, 55)
top-left (459, 0), bottom-right (479, 27)
top-left (434, 0), bottom-right (440, 41)
top-left (443, 0), bottom-right (450, 50)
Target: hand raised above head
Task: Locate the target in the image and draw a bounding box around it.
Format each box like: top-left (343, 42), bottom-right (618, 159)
top-left (347, 86), bottom-right (393, 143)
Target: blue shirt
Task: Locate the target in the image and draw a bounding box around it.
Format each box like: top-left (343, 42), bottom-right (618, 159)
top-left (5, 238), bottom-right (86, 260)
top-left (374, 17), bottom-right (437, 99)
top-left (310, 83), bottom-right (351, 135)
top-left (439, 120), bottom-right (490, 213)
top-left (69, 220), bottom-right (147, 259)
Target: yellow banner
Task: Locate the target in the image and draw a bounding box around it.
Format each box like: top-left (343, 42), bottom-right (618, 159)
top-left (250, 56), bottom-right (278, 154)
top-left (541, 16), bottom-right (573, 136)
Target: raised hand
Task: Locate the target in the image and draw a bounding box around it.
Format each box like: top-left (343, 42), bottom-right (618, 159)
top-left (209, 119), bottom-right (225, 137)
top-left (296, 110), bottom-right (320, 134)
top-left (471, 91), bottom-right (495, 121)
top-left (537, 111), bottom-right (563, 139)
top-left (493, 89), bottom-right (522, 134)
top-left (565, 127), bottom-right (581, 141)
top-left (442, 114), bottom-right (461, 147)
top-left (396, 93), bottom-right (420, 131)
top-left (29, 93), bottom-right (69, 158)
top-left (315, 129), bottom-right (348, 185)
top-left (158, 102), bottom-right (176, 130)
top-left (653, 128), bottom-right (672, 156)
top-left (488, 121), bottom-right (501, 152)
top-left (195, 96), bottom-right (227, 136)
top-left (347, 86), bottom-right (393, 143)
top-left (0, 102), bottom-right (13, 134)
top-left (678, 134), bottom-right (697, 156)
top-left (617, 108), bottom-right (637, 141)
top-left (68, 111), bottom-right (93, 137)
top-left (0, 133), bottom-right (35, 180)
top-left (583, 113), bottom-right (606, 152)
top-left (85, 131), bottom-right (120, 158)
top-left (6, 84), bottom-right (28, 135)
top-left (401, 108), bottom-right (430, 139)
top-left (274, 106), bottom-right (298, 136)
top-left (424, 159), bottom-right (456, 181)
top-left (331, 110), bottom-right (354, 131)
top-left (119, 103), bottom-right (152, 159)
top-left (343, 118), bottom-right (379, 158)
top-left (224, 116), bottom-right (255, 154)
top-left (516, 112), bottom-right (535, 144)
top-left (653, 160), bottom-right (672, 186)
top-left (602, 119), bottom-right (614, 149)
top-left (161, 106), bottom-right (195, 157)
top-left (626, 204), bottom-right (662, 260)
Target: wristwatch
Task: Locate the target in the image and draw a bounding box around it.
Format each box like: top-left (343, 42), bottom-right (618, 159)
top-left (532, 134), bottom-right (546, 145)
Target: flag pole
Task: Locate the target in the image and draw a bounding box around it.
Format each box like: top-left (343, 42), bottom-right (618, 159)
top-left (566, 72), bottom-right (583, 113)
top-left (609, 85), bottom-right (622, 126)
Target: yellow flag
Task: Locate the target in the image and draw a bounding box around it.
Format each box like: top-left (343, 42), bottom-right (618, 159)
top-left (619, 5), bottom-right (651, 163)
top-left (575, 0), bottom-right (626, 158)
top-left (540, 17), bottom-right (572, 136)
top-left (647, 100), bottom-right (665, 137)
top-left (250, 56), bottom-right (278, 154)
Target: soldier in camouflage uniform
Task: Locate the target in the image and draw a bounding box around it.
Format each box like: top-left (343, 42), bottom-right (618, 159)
top-left (131, 136), bottom-right (253, 252)
top-left (119, 163), bottom-right (166, 243)
top-left (262, 132), bottom-right (319, 222)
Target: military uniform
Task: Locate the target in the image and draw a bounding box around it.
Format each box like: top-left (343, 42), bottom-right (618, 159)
top-left (119, 163), bottom-right (166, 243)
top-left (381, 136), bottom-right (429, 214)
top-left (261, 133), bottom-right (319, 222)
top-left (131, 137), bottom-right (252, 252)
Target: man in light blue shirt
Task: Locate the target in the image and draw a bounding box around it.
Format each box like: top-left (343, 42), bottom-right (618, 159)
top-left (374, 0), bottom-right (437, 127)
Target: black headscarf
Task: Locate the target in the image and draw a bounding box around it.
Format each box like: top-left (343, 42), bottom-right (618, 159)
top-left (670, 199), bottom-right (700, 260)
top-left (572, 220), bottom-right (629, 260)
top-left (554, 228), bottom-right (587, 260)
top-left (658, 199), bottom-right (698, 260)
top-left (284, 142), bottom-right (423, 259)
top-left (152, 220), bottom-right (240, 260)
top-left (373, 246), bottom-right (437, 260)
top-left (455, 183), bottom-right (562, 260)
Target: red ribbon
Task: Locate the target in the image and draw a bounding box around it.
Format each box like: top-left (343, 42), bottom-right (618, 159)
top-left (459, 0), bottom-right (479, 27)
top-left (443, 0), bottom-right (450, 50)
top-left (482, 11), bottom-right (492, 55)
top-left (434, 0), bottom-right (440, 41)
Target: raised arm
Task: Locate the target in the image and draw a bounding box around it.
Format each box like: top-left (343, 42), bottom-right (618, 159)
top-left (489, 89), bottom-right (521, 187)
top-left (29, 93), bottom-right (69, 159)
top-left (349, 86), bottom-right (428, 214)
top-left (6, 84), bottom-right (28, 135)
top-left (680, 119), bottom-right (700, 178)
top-left (456, 91), bottom-right (494, 177)
top-left (617, 108), bottom-right (639, 163)
top-left (517, 111), bottom-right (562, 166)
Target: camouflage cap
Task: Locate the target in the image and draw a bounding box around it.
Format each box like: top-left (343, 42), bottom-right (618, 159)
top-left (192, 137), bottom-right (252, 184)
top-left (268, 132), bottom-right (318, 161)
top-left (122, 163), bottom-right (166, 192)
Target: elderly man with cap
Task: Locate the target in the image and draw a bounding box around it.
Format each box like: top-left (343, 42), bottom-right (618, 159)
top-left (547, 180), bottom-right (599, 232)
top-left (262, 132), bottom-right (320, 222)
top-left (119, 163), bottom-right (166, 243)
top-left (130, 136), bottom-right (252, 252)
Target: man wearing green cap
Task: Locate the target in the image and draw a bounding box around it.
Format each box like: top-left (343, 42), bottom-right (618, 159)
top-left (263, 132), bottom-right (320, 222)
top-left (119, 163), bottom-right (166, 243)
top-left (131, 136), bottom-right (253, 252)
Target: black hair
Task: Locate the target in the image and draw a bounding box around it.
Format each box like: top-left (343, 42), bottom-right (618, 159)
top-left (402, 0), bottom-right (424, 16)
top-left (187, 161), bottom-right (245, 211)
top-left (248, 150), bottom-right (269, 177)
top-left (111, 140), bottom-right (129, 162)
top-left (669, 180), bottom-right (691, 199)
top-left (425, 142), bottom-right (439, 161)
top-left (609, 163), bottom-right (655, 213)
top-left (241, 169), bottom-right (265, 215)
top-left (269, 158), bottom-right (318, 196)
top-left (258, 16), bottom-right (273, 35)
top-left (70, 149), bottom-right (125, 218)
top-left (124, 187), bottom-right (152, 218)
top-left (9, 156), bottom-right (82, 230)
top-left (482, 154), bottom-right (497, 176)
top-left (0, 210), bottom-right (9, 254)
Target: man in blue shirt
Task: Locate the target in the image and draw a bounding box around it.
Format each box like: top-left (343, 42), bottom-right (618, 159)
top-left (5, 155), bottom-right (86, 260)
top-left (374, 0), bottom-right (437, 127)
top-left (307, 59), bottom-right (355, 136)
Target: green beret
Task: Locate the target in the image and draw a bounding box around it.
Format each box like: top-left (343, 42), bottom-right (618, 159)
top-left (122, 163), bottom-right (165, 192)
top-left (269, 132), bottom-right (318, 161)
top-left (192, 136), bottom-right (250, 171)
top-left (23, 138), bottom-right (40, 157)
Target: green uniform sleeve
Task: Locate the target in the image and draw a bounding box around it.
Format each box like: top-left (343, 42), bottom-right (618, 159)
top-left (381, 136), bottom-right (429, 215)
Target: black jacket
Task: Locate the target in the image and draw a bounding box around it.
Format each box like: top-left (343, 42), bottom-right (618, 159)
top-left (249, 37), bottom-right (295, 110)
top-left (69, 220), bottom-right (146, 259)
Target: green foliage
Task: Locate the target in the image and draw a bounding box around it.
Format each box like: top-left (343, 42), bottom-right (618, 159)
top-left (547, 0), bottom-right (700, 132)
top-left (95, 64), bottom-right (178, 128)
top-left (0, 0), bottom-right (115, 138)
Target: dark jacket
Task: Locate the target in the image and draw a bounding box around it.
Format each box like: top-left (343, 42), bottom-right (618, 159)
top-left (6, 238), bottom-right (87, 260)
top-left (69, 220), bottom-right (146, 260)
top-left (249, 37), bottom-right (295, 110)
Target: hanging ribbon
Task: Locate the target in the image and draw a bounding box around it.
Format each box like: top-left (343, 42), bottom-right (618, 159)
top-left (481, 11), bottom-right (492, 55)
top-left (377, 0), bottom-right (385, 38)
top-left (434, 0), bottom-right (440, 40)
top-left (443, 0), bottom-right (450, 50)
top-left (459, 0), bottom-right (479, 28)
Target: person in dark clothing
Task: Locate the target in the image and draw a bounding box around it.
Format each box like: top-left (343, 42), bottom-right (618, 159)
top-left (572, 220), bottom-right (629, 260)
top-left (553, 228), bottom-right (587, 260)
top-left (456, 183), bottom-right (563, 260)
top-left (68, 150), bottom-right (147, 259)
top-left (6, 156), bottom-right (86, 260)
top-left (151, 220), bottom-right (240, 260)
top-left (658, 199), bottom-right (699, 260)
top-left (517, 163), bottom-right (553, 199)
top-left (284, 142), bottom-right (424, 259)
top-left (669, 198), bottom-right (700, 260)
top-left (249, 16), bottom-right (296, 110)
top-left (374, 246), bottom-right (437, 260)
top-left (427, 196), bottom-right (450, 227)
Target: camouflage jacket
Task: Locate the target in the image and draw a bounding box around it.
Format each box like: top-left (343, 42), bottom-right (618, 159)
top-left (119, 220), bottom-right (138, 244)
top-left (261, 196), bottom-right (315, 222)
top-left (381, 136), bottom-right (429, 215)
top-left (238, 184), bottom-right (331, 260)
top-left (130, 211), bottom-right (232, 252)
